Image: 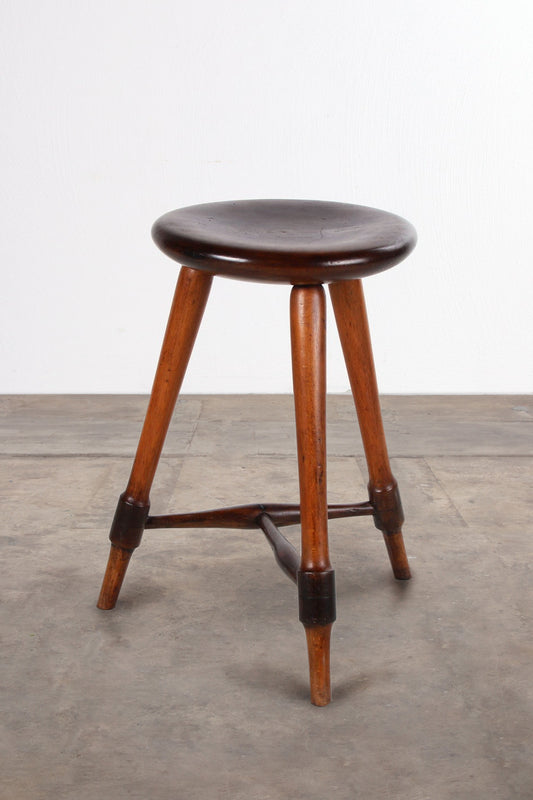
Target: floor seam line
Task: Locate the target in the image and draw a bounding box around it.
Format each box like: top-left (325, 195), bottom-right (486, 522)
top-left (422, 457), bottom-right (470, 529)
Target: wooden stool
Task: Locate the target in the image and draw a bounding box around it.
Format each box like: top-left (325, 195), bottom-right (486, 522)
top-left (97, 199), bottom-right (417, 706)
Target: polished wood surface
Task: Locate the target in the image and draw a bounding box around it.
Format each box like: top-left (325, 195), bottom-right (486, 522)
top-left (257, 513), bottom-right (299, 583)
top-left (126, 267), bottom-right (213, 505)
top-left (97, 494), bottom-right (151, 610)
top-left (329, 279), bottom-right (411, 580)
top-left (98, 199), bottom-right (417, 705)
top-left (97, 544), bottom-right (133, 611)
top-left (290, 286), bottom-right (329, 574)
top-left (97, 266), bottom-right (212, 610)
top-left (145, 500), bottom-right (373, 530)
top-left (152, 200), bottom-right (416, 285)
top-left (290, 285), bottom-right (334, 705)
top-left (305, 624), bottom-right (333, 707)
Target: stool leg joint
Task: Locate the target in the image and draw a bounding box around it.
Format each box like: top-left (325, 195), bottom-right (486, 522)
top-left (369, 482), bottom-right (411, 581)
top-left (298, 569), bottom-right (336, 627)
top-left (369, 480), bottom-right (404, 534)
top-left (109, 493), bottom-right (150, 550)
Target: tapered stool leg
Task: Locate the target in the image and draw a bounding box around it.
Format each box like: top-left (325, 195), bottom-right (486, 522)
top-left (97, 266), bottom-right (213, 609)
top-left (290, 285), bottom-right (336, 706)
top-left (329, 279), bottom-right (410, 580)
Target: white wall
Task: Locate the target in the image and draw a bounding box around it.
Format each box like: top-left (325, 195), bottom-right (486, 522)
top-left (1, 0), bottom-right (532, 394)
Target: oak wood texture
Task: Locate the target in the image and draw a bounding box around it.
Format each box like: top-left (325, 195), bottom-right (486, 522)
top-left (152, 200), bottom-right (416, 285)
top-left (329, 279), bottom-right (411, 580)
top-left (290, 285), bottom-right (334, 705)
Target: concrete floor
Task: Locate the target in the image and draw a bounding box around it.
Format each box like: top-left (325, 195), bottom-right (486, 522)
top-left (1, 394), bottom-right (532, 799)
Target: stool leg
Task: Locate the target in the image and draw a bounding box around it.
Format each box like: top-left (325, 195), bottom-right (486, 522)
top-left (290, 285), bottom-right (336, 706)
top-left (329, 279), bottom-right (411, 580)
top-left (97, 266), bottom-right (213, 610)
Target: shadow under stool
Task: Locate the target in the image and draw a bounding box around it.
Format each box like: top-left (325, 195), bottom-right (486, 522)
top-left (97, 199), bottom-right (417, 706)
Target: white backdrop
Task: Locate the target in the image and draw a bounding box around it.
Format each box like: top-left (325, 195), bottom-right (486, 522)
top-left (1, 0), bottom-right (532, 393)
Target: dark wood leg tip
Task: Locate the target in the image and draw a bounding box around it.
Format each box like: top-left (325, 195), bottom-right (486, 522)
top-left (392, 565), bottom-right (412, 580)
top-left (97, 544), bottom-right (134, 610)
top-left (383, 530), bottom-right (411, 581)
top-left (304, 623), bottom-right (332, 706)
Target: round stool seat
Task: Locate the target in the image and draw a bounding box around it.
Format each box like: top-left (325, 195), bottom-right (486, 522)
top-left (152, 199), bottom-right (416, 284)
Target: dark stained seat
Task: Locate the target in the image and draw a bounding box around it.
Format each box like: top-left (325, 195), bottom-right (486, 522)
top-left (152, 199), bottom-right (416, 284)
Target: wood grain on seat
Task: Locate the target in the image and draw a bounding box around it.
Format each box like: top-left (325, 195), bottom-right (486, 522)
top-left (152, 199), bottom-right (416, 284)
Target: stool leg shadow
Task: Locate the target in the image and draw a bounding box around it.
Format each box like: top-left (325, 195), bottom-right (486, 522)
top-left (97, 266), bottom-right (213, 609)
top-left (329, 279), bottom-right (411, 581)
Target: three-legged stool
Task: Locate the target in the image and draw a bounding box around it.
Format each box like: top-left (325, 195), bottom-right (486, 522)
top-left (97, 199), bottom-right (417, 706)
